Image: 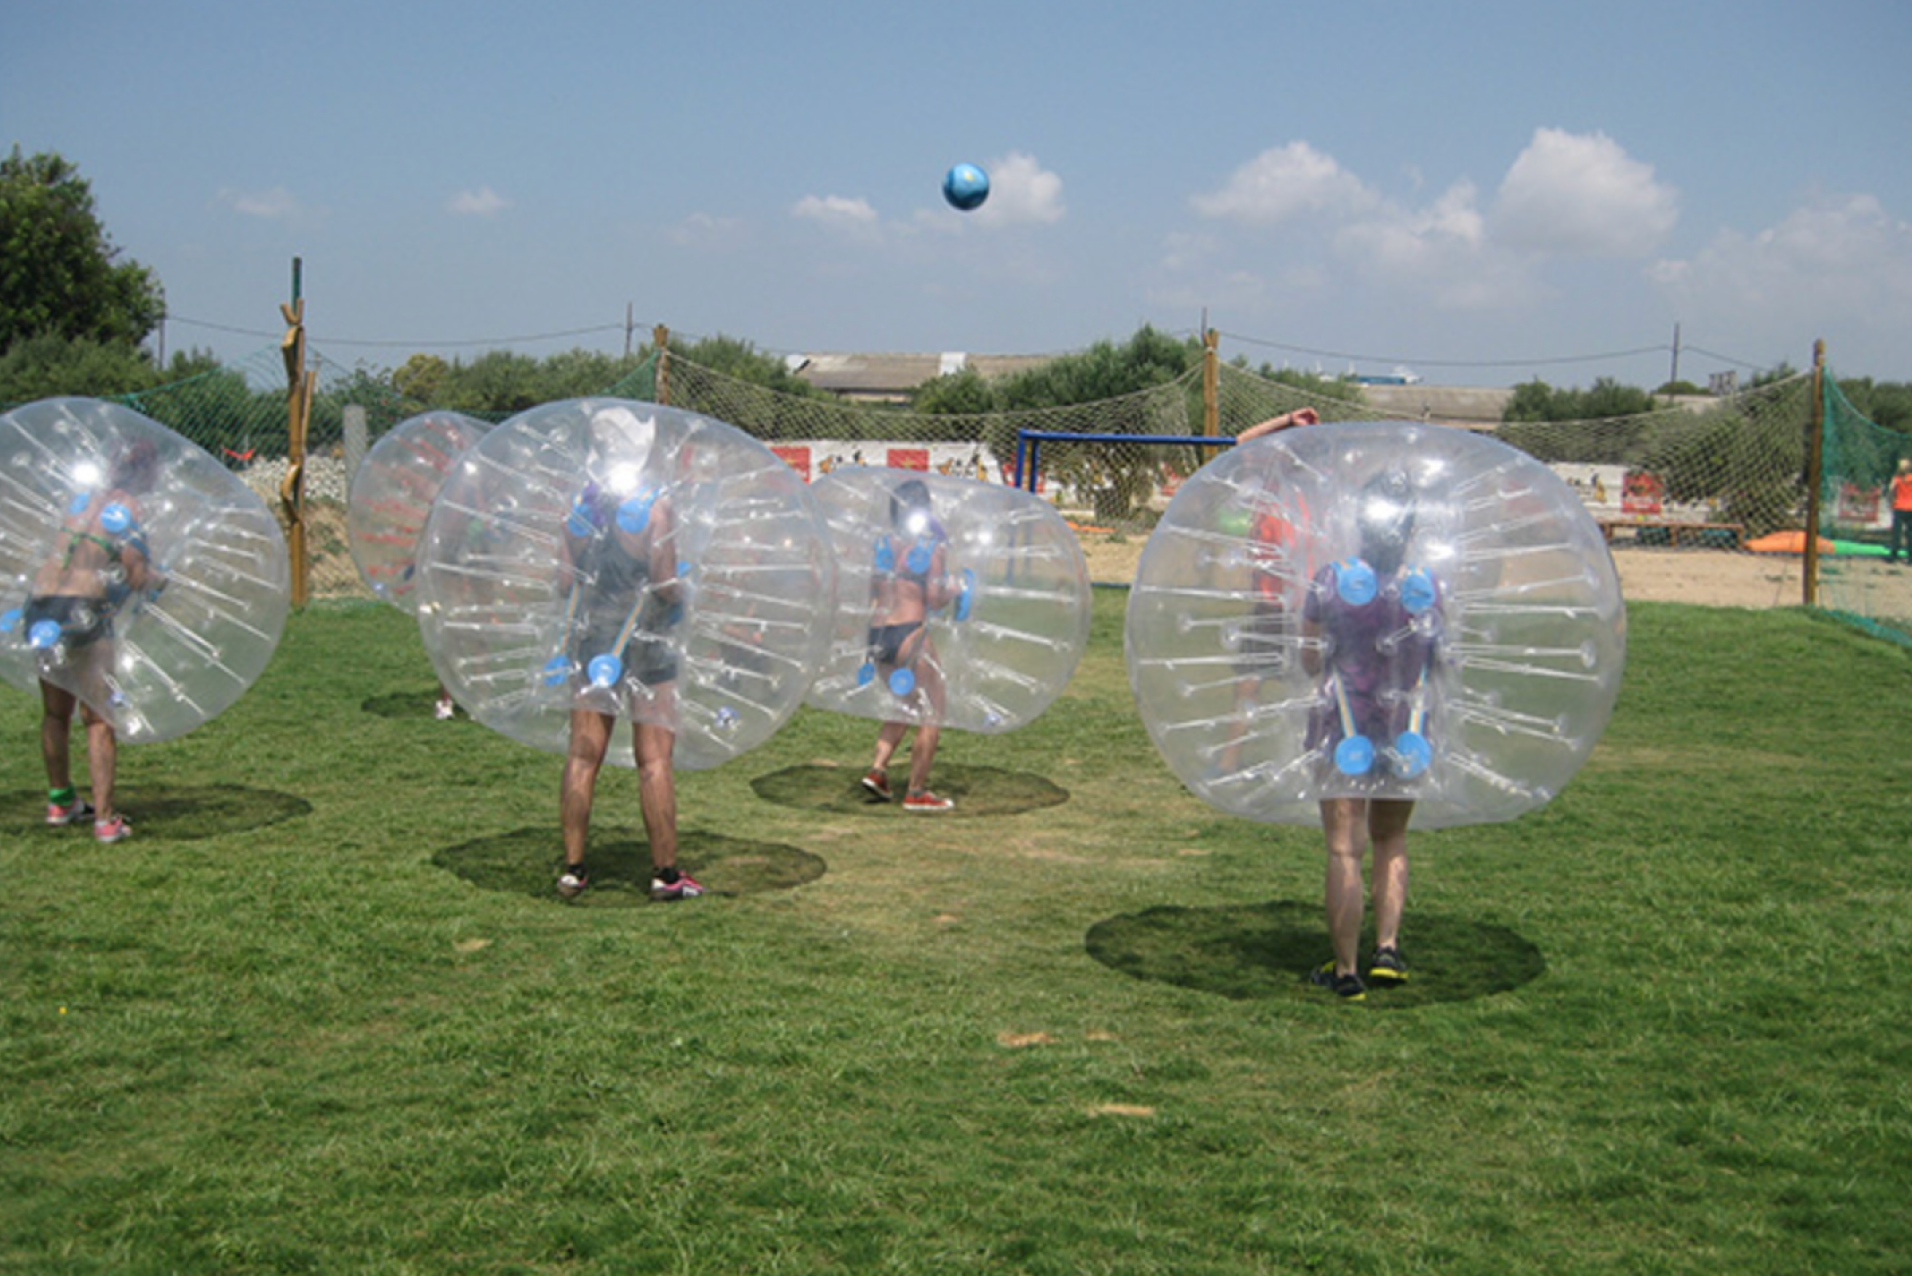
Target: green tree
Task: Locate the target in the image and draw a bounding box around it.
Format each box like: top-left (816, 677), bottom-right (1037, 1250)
top-left (392, 353), bottom-right (451, 406)
top-left (0, 147), bottom-right (165, 352)
top-left (983, 326), bottom-right (1202, 521)
top-left (0, 332), bottom-right (156, 404)
top-left (910, 366), bottom-right (994, 416)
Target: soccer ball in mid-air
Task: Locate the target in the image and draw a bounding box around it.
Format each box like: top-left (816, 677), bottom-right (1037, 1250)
top-left (942, 163), bottom-right (989, 212)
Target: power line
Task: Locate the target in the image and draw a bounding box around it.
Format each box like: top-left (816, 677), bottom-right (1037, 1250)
top-left (168, 315), bottom-right (626, 350)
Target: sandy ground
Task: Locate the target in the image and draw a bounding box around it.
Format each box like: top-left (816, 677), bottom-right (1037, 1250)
top-left (1078, 537), bottom-right (1898, 610)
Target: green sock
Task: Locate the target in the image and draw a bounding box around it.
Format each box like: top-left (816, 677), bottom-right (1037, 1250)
top-left (49, 786), bottom-right (76, 806)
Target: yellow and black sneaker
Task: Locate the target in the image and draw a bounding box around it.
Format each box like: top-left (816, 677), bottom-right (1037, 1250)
top-left (1309, 962), bottom-right (1367, 1002)
top-left (1367, 946), bottom-right (1409, 987)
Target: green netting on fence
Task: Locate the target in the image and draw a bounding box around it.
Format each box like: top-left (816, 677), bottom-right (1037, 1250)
top-left (1816, 372), bottom-right (1912, 643)
top-left (19, 342), bottom-right (1910, 644)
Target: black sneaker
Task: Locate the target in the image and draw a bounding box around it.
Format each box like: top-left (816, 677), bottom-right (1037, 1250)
top-left (556, 863), bottom-right (589, 900)
top-left (1367, 945), bottom-right (1409, 986)
top-left (1309, 962), bottom-right (1367, 1002)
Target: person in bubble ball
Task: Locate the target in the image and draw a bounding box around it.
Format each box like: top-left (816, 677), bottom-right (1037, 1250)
top-left (1299, 465), bottom-right (1441, 1002)
top-left (859, 477), bottom-right (958, 812)
top-left (553, 416), bottom-right (702, 902)
top-left (1218, 409), bottom-right (1320, 774)
top-left (26, 439), bottom-right (163, 843)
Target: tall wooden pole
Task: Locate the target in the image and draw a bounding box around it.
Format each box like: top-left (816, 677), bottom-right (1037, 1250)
top-left (653, 324), bottom-right (671, 406)
top-left (1802, 338), bottom-right (1826, 608)
top-left (1202, 328), bottom-right (1220, 437)
top-left (280, 257), bottom-right (313, 608)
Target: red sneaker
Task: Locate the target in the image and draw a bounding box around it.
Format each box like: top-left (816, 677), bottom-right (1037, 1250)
top-left (47, 798), bottom-right (95, 827)
top-left (902, 790), bottom-right (954, 813)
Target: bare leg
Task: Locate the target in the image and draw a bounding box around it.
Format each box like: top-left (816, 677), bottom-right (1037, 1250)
top-left (634, 718), bottom-right (677, 870)
top-left (903, 645), bottom-right (946, 796)
top-left (1368, 800), bottom-right (1413, 953)
top-left (871, 718), bottom-right (908, 773)
top-left (81, 704), bottom-right (116, 822)
top-left (39, 681), bottom-right (75, 793)
top-left (561, 709), bottom-right (613, 865)
top-left (907, 724), bottom-right (941, 794)
top-left (1319, 798), bottom-right (1368, 977)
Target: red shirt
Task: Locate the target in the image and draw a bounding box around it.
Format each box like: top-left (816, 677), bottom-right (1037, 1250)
top-left (1892, 474), bottom-right (1912, 512)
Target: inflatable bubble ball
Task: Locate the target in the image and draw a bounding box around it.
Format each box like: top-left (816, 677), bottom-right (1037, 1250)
top-left (414, 399), bottom-right (835, 771)
top-left (0, 397), bottom-right (291, 743)
top-left (804, 467), bottom-right (1092, 734)
top-left (347, 410), bottom-right (495, 611)
top-left (1125, 420), bottom-right (1626, 828)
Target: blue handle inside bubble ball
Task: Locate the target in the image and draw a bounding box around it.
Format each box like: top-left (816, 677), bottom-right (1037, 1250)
top-left (1400, 567), bottom-right (1437, 615)
top-left (616, 488), bottom-right (659, 535)
top-left (1334, 734), bottom-right (1376, 776)
top-left (100, 503), bottom-right (133, 536)
top-left (565, 500), bottom-right (599, 539)
top-left (541, 654), bottom-right (572, 687)
top-left (1391, 730), bottom-right (1433, 778)
top-left (0, 607), bottom-right (19, 634)
top-left (954, 568), bottom-right (976, 621)
top-left (67, 492), bottom-right (91, 517)
top-left (587, 654), bottom-right (624, 688)
top-left (1335, 558), bottom-right (1378, 606)
top-left (28, 619), bottom-right (63, 650)
top-left (873, 538), bottom-right (896, 573)
top-left (888, 667), bottom-right (916, 697)
top-left (856, 661), bottom-right (876, 687)
top-left (906, 540), bottom-right (934, 576)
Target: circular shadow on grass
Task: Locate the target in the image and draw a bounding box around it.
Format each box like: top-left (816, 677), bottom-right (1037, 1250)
top-left (750, 762), bottom-right (1067, 818)
top-left (6, 785), bottom-right (312, 842)
top-left (433, 826), bottom-right (826, 907)
top-left (1085, 900), bottom-right (1546, 1008)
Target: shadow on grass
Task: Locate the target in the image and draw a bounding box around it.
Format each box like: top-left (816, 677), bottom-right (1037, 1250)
top-left (750, 762), bottom-right (1068, 818)
top-left (7, 784), bottom-right (312, 842)
top-left (1085, 900), bottom-right (1546, 1008)
top-left (433, 826), bottom-right (827, 907)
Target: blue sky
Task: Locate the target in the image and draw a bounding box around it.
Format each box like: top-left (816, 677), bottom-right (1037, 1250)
top-left (6, 0), bottom-right (1909, 388)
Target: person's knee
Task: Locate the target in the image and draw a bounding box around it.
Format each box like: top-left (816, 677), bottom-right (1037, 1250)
top-left (1324, 836), bottom-right (1366, 864)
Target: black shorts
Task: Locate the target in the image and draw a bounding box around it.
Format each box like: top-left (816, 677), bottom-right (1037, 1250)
top-left (866, 621), bottom-right (924, 666)
top-left (572, 625), bottom-right (677, 687)
top-left (24, 595), bottom-right (112, 650)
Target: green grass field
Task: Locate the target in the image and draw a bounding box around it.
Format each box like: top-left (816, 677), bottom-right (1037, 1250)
top-left (3, 592), bottom-right (1909, 1274)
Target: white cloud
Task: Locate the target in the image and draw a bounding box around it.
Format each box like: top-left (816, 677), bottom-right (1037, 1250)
top-left (971, 151), bottom-right (1066, 227)
top-left (217, 186), bottom-right (300, 219)
top-left (1491, 128), bottom-right (1678, 257)
top-left (1651, 193), bottom-right (1912, 316)
top-left (1337, 181), bottom-right (1540, 310)
top-left (666, 211), bottom-right (747, 249)
top-left (1191, 141), bottom-right (1375, 225)
top-left (448, 186), bottom-right (508, 216)
top-left (792, 194), bottom-right (880, 234)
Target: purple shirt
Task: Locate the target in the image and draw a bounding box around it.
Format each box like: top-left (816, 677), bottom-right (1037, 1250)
top-left (1304, 560), bottom-right (1441, 746)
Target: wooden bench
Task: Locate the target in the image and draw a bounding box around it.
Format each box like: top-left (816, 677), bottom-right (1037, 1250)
top-left (1597, 519), bottom-right (1745, 550)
